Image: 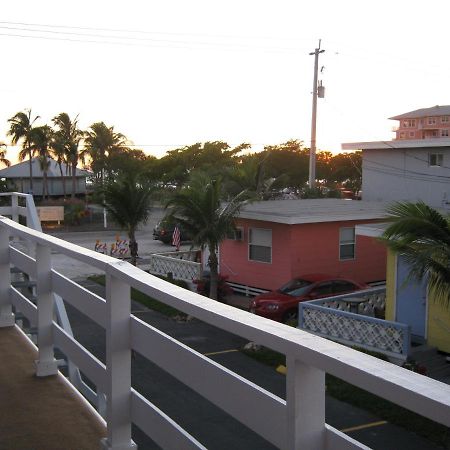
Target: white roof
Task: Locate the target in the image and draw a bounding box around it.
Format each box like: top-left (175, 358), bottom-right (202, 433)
top-left (341, 138), bottom-right (450, 151)
top-left (238, 199), bottom-right (389, 224)
top-left (0, 158), bottom-right (91, 178)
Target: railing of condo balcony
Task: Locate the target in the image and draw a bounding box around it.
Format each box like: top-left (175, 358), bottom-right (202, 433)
top-left (0, 215), bottom-right (450, 450)
top-left (147, 250), bottom-right (202, 282)
top-left (299, 288), bottom-right (411, 360)
top-left (0, 192), bottom-right (101, 406)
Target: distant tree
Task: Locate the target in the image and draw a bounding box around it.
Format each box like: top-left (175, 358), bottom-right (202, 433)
top-left (159, 141), bottom-right (247, 187)
top-left (83, 122), bottom-right (129, 185)
top-left (225, 152), bottom-right (274, 200)
top-left (381, 201), bottom-right (450, 306)
top-left (166, 173), bottom-right (247, 300)
top-left (29, 125), bottom-right (54, 200)
top-left (101, 171), bottom-right (153, 265)
top-left (52, 113), bottom-right (84, 199)
top-left (7, 109), bottom-right (40, 192)
top-left (329, 152), bottom-right (362, 194)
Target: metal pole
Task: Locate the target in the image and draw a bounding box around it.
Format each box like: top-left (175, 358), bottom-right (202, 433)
top-left (309, 40), bottom-right (325, 189)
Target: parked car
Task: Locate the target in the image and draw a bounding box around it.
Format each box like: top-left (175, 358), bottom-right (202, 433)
top-left (153, 218), bottom-right (190, 244)
top-left (249, 274), bottom-right (369, 323)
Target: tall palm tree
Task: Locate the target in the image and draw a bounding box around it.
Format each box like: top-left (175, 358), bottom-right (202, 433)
top-left (52, 113), bottom-right (84, 199)
top-left (7, 109), bottom-right (40, 193)
top-left (83, 122), bottom-right (128, 186)
top-left (381, 201), bottom-right (450, 306)
top-left (166, 173), bottom-right (247, 300)
top-left (101, 172), bottom-right (153, 265)
top-left (30, 125), bottom-right (53, 200)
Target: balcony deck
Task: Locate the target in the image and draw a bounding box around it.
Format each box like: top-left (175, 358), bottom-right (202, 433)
top-left (0, 326), bottom-right (106, 450)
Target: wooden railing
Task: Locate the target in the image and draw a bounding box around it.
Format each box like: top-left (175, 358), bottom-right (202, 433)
top-left (0, 211), bottom-right (449, 449)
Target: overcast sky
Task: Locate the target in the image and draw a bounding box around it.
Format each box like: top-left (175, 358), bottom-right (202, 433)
top-left (1, 0), bottom-right (449, 162)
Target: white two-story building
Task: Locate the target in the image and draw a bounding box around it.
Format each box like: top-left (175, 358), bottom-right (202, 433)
top-left (342, 106), bottom-right (450, 208)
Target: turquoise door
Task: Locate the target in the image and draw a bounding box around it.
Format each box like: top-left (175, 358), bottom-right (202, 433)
top-left (396, 256), bottom-right (427, 340)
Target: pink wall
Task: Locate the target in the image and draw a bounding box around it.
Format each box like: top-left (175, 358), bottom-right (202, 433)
top-left (220, 218), bottom-right (386, 291)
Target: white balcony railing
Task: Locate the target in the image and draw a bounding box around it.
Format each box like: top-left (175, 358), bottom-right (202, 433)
top-left (0, 195), bottom-right (449, 449)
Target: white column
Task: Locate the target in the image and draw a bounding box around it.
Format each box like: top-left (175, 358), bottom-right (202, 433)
top-left (286, 356), bottom-right (326, 450)
top-left (11, 194), bottom-right (19, 223)
top-left (35, 243), bottom-right (58, 376)
top-left (101, 273), bottom-right (137, 450)
top-left (0, 227), bottom-right (14, 327)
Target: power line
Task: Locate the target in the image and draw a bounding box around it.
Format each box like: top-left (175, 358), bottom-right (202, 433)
top-left (0, 23), bottom-right (307, 53)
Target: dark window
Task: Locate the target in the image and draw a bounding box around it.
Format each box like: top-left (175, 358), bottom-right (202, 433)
top-left (310, 282), bottom-right (333, 297)
top-left (333, 280), bottom-right (358, 294)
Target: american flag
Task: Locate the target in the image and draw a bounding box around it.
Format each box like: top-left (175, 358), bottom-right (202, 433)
top-left (172, 225), bottom-right (181, 251)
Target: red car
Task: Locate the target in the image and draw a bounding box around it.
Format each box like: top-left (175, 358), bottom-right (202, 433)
top-left (249, 274), bottom-right (369, 323)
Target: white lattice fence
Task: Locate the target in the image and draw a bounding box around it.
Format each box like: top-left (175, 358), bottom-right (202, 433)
top-left (147, 252), bottom-right (202, 281)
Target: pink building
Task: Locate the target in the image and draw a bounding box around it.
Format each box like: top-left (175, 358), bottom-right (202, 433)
top-left (219, 199), bottom-right (388, 292)
top-left (391, 105), bottom-right (450, 140)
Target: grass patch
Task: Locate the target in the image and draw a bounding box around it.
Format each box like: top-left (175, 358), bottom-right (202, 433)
top-left (242, 346), bottom-right (450, 448)
top-left (88, 274), bottom-right (187, 318)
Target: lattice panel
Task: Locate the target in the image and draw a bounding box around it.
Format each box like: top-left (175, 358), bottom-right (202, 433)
top-left (303, 308), bottom-right (404, 354)
top-left (148, 255), bottom-right (201, 281)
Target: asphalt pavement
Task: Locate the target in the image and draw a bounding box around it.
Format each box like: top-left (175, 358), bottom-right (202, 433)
top-left (66, 278), bottom-right (445, 450)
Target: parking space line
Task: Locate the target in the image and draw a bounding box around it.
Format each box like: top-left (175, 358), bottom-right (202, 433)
top-left (203, 349), bottom-right (239, 357)
top-left (340, 420), bottom-right (387, 433)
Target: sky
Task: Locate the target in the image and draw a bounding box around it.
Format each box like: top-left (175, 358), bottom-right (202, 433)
top-left (1, 0), bottom-right (450, 164)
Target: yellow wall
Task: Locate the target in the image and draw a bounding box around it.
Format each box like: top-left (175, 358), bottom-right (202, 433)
top-left (385, 250), bottom-right (396, 322)
top-left (427, 290), bottom-right (450, 353)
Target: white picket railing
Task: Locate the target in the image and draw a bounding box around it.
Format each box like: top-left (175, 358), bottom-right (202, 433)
top-left (1, 207), bottom-right (450, 449)
top-left (147, 250), bottom-right (202, 281)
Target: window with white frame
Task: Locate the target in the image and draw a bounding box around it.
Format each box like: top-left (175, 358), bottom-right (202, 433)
top-left (441, 129), bottom-right (449, 137)
top-left (409, 131), bottom-right (415, 138)
top-left (402, 119), bottom-right (416, 128)
top-left (428, 117), bottom-right (437, 125)
top-left (429, 153), bottom-right (443, 167)
top-left (441, 116), bottom-right (449, 123)
top-left (249, 228), bottom-right (272, 263)
top-left (339, 227), bottom-right (355, 260)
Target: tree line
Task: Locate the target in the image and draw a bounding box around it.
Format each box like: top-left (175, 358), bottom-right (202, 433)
top-left (2, 109), bottom-right (362, 201)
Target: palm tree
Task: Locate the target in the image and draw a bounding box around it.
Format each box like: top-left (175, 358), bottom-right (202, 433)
top-left (7, 109), bottom-right (40, 193)
top-left (101, 172), bottom-right (153, 265)
top-left (83, 122), bottom-right (128, 186)
top-left (52, 113), bottom-right (84, 199)
top-left (0, 142), bottom-right (11, 167)
top-left (166, 173), bottom-right (247, 300)
top-left (381, 201), bottom-right (450, 306)
top-left (30, 125), bottom-right (53, 200)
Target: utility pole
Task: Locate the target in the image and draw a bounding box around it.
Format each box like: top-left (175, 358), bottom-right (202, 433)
top-left (308, 39), bottom-right (325, 189)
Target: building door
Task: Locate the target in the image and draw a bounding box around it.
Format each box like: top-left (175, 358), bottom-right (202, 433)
top-left (396, 256), bottom-right (427, 341)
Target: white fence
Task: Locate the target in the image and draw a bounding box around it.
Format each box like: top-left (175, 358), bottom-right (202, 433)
top-left (299, 288), bottom-right (410, 360)
top-left (0, 201), bottom-right (449, 449)
top-left (147, 250), bottom-right (202, 282)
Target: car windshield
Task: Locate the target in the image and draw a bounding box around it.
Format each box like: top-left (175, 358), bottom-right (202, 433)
top-left (278, 279), bottom-right (313, 296)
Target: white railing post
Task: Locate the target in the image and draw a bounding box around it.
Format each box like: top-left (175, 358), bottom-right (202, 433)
top-left (0, 227), bottom-right (14, 327)
top-left (35, 243), bottom-right (58, 376)
top-left (101, 273), bottom-right (137, 450)
top-left (11, 194), bottom-right (19, 223)
top-left (286, 356), bottom-right (326, 450)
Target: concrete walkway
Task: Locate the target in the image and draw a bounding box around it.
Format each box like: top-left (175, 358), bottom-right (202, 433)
top-left (0, 326), bottom-right (106, 450)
